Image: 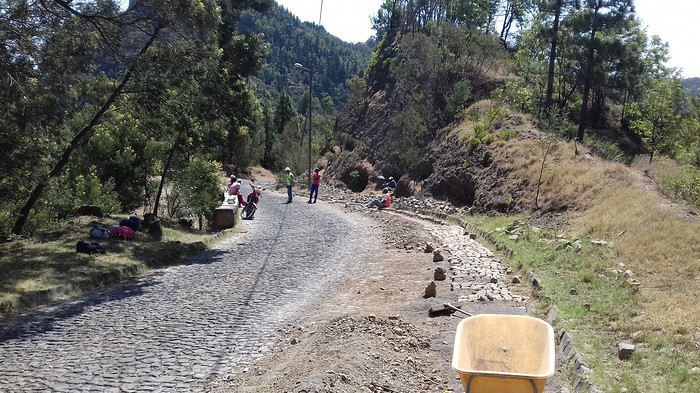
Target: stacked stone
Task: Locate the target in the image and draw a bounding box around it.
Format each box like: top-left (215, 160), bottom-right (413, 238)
top-left (428, 226), bottom-right (527, 304)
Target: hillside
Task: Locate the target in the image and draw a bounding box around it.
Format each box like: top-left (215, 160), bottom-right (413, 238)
top-left (239, 2), bottom-right (373, 107)
top-left (684, 77), bottom-right (700, 97)
top-left (323, 1), bottom-right (700, 391)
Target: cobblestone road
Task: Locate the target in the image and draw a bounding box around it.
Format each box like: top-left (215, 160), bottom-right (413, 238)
top-left (0, 186), bottom-right (376, 392)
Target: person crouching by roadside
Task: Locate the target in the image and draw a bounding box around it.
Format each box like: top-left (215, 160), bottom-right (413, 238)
top-left (227, 177), bottom-right (247, 207)
top-left (284, 167), bottom-right (295, 203)
top-left (308, 168), bottom-right (321, 204)
top-left (367, 188), bottom-right (394, 209)
top-left (384, 176), bottom-right (397, 190)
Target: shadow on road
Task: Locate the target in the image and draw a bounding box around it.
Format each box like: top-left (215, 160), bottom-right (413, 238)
top-left (0, 247), bottom-right (231, 343)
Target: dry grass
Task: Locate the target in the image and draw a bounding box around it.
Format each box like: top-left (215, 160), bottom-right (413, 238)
top-left (0, 216), bottom-right (228, 316)
top-left (495, 137), bottom-right (700, 333)
top-left (471, 135), bottom-right (700, 391)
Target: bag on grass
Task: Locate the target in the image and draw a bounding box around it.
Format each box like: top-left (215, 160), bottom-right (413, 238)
top-left (89, 226), bottom-right (111, 239)
top-left (111, 226), bottom-right (136, 240)
top-left (119, 216), bottom-right (141, 231)
top-left (76, 240), bottom-right (106, 254)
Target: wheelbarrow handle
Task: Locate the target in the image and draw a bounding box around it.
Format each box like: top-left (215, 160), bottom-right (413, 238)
top-left (446, 303), bottom-right (472, 317)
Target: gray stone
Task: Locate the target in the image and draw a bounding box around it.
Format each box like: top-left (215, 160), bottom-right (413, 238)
top-left (424, 243), bottom-right (435, 253)
top-left (618, 342), bottom-right (635, 360)
top-left (546, 305), bottom-right (559, 324)
top-left (572, 240), bottom-right (583, 252)
top-left (432, 250), bottom-right (444, 262)
top-left (511, 276), bottom-right (521, 284)
top-left (631, 330), bottom-right (644, 342)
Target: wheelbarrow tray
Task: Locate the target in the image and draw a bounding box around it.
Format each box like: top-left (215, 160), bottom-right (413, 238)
top-left (452, 314), bottom-right (555, 393)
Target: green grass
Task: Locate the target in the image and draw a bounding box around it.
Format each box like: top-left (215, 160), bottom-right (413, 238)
top-left (0, 215), bottom-right (234, 316)
top-left (461, 214), bottom-right (700, 393)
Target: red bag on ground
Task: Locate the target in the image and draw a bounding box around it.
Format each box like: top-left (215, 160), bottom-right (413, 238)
top-left (111, 226), bottom-right (136, 240)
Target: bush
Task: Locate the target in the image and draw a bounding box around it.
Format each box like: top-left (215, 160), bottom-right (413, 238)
top-left (585, 135), bottom-right (625, 162)
top-left (663, 166), bottom-right (700, 209)
top-left (173, 159), bottom-right (223, 230)
top-left (500, 129), bottom-right (517, 141)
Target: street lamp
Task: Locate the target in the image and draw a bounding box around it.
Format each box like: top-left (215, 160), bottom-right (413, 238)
top-left (294, 62), bottom-right (313, 186)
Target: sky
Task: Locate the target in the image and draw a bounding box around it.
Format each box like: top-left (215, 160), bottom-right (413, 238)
top-left (117, 0), bottom-right (699, 77)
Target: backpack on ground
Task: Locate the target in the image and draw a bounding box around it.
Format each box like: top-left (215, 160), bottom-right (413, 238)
top-left (119, 216), bottom-right (141, 231)
top-left (111, 226), bottom-right (136, 240)
top-left (89, 226), bottom-right (111, 239)
top-left (76, 240), bottom-right (106, 255)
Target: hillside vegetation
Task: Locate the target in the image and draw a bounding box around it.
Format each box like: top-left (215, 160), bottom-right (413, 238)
top-left (684, 77), bottom-right (700, 97)
top-left (0, 0), bottom-right (373, 237)
top-left (326, 1), bottom-right (700, 391)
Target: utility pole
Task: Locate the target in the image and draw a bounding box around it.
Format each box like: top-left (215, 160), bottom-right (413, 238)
top-left (294, 63), bottom-right (313, 183)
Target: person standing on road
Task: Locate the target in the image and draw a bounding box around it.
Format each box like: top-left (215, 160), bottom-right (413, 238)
top-left (308, 168), bottom-right (321, 204)
top-left (284, 167), bottom-right (295, 203)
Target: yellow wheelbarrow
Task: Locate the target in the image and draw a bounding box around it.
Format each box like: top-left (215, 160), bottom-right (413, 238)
top-left (452, 314), bottom-right (556, 393)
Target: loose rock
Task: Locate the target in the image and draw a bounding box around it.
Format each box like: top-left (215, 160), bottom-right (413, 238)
top-left (433, 267), bottom-right (447, 281)
top-left (424, 243), bottom-right (435, 253)
top-left (512, 276), bottom-right (521, 284)
top-left (631, 330), bottom-right (644, 342)
top-left (432, 250), bottom-right (444, 262)
top-left (423, 282), bottom-right (437, 298)
top-left (618, 342), bottom-right (635, 360)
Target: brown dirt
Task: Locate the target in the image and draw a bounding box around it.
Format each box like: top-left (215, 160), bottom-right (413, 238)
top-left (207, 208), bottom-right (565, 393)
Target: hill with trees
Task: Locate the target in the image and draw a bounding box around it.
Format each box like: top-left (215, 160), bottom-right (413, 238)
top-left (239, 3), bottom-right (373, 108)
top-left (328, 0), bottom-right (700, 198)
top-left (0, 0), bottom-right (374, 236)
top-left (684, 77), bottom-right (700, 97)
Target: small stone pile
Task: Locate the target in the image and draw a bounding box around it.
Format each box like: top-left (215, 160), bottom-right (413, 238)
top-left (393, 196), bottom-right (461, 215)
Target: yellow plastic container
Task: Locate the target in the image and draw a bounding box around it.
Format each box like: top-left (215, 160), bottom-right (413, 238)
top-left (452, 314), bottom-right (556, 393)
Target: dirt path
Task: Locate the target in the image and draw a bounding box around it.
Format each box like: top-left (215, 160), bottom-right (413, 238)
top-left (209, 204), bottom-right (565, 393)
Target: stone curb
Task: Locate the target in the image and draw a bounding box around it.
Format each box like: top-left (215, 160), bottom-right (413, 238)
top-left (387, 205), bottom-right (601, 393)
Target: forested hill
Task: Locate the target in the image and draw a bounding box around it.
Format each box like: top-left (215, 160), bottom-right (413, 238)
top-left (239, 2), bottom-right (374, 106)
top-left (684, 78), bottom-right (700, 97)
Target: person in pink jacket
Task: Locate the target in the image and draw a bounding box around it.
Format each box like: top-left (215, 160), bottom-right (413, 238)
top-left (227, 177), bottom-right (246, 206)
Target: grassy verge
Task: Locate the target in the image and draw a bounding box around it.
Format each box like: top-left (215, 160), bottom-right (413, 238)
top-left (462, 213), bottom-right (700, 392)
top-left (0, 215), bottom-right (235, 316)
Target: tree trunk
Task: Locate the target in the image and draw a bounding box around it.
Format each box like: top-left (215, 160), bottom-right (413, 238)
top-left (649, 125), bottom-right (657, 164)
top-left (152, 128), bottom-right (184, 217)
top-left (621, 89), bottom-right (629, 130)
top-left (544, 0), bottom-right (562, 111)
top-left (11, 26), bottom-right (162, 235)
top-left (577, 4), bottom-right (600, 142)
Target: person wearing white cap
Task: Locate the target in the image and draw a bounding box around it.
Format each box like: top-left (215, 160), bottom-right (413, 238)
top-left (284, 167), bottom-right (295, 203)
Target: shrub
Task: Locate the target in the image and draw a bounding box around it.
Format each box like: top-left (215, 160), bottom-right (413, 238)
top-left (500, 129), bottom-right (517, 141)
top-left (585, 135), bottom-right (625, 162)
top-left (173, 159), bottom-right (223, 230)
top-left (468, 136), bottom-right (481, 150)
top-left (663, 166), bottom-right (700, 209)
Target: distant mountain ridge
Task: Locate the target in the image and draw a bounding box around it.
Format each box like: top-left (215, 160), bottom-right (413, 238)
top-left (683, 78), bottom-right (700, 97)
top-left (239, 2), bottom-right (373, 107)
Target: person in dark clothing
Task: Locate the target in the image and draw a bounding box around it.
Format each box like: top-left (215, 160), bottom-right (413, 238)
top-left (384, 176), bottom-right (397, 190)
